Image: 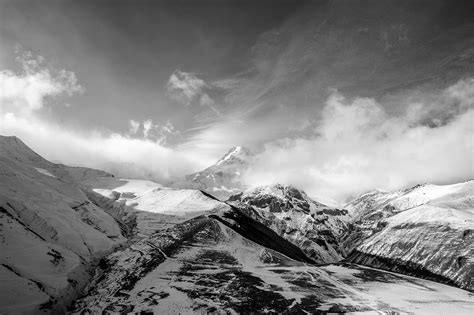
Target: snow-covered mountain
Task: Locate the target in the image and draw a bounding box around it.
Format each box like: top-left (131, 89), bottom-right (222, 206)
top-left (0, 136), bottom-right (133, 313)
top-left (72, 204), bottom-right (473, 314)
top-left (1, 135), bottom-right (473, 313)
top-left (78, 176), bottom-right (230, 238)
top-left (172, 146), bottom-right (253, 200)
top-left (342, 181), bottom-right (474, 291)
top-left (0, 136), bottom-right (229, 314)
top-left (228, 184), bottom-right (350, 263)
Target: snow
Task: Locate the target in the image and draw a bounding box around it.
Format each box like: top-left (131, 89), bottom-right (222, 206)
top-left (71, 213), bottom-right (474, 314)
top-left (2, 135), bottom-right (473, 313)
top-left (216, 146), bottom-right (244, 166)
top-left (173, 146), bottom-right (253, 199)
top-left (229, 184), bottom-right (350, 263)
top-left (386, 204), bottom-right (473, 229)
top-left (34, 167), bottom-right (58, 178)
top-left (346, 181), bottom-right (474, 218)
top-left (212, 185), bottom-right (239, 193)
top-left (82, 177), bottom-right (228, 217)
top-left (319, 264), bottom-right (474, 314)
top-left (343, 180), bottom-right (474, 291)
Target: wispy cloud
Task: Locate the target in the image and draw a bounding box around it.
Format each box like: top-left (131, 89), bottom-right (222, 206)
top-left (166, 70), bottom-right (207, 105)
top-left (166, 69), bottom-right (222, 121)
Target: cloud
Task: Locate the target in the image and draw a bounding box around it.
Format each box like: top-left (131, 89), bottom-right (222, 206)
top-left (0, 47), bottom-right (83, 115)
top-left (128, 118), bottom-right (181, 145)
top-left (242, 80), bottom-right (474, 202)
top-left (0, 49), bottom-right (209, 182)
top-left (166, 70), bottom-right (207, 105)
top-left (2, 39), bottom-right (472, 204)
top-left (128, 119), bottom-right (140, 135)
top-left (166, 69), bottom-right (222, 121)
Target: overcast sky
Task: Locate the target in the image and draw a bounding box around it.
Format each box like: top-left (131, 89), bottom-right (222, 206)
top-left (1, 0), bottom-right (473, 201)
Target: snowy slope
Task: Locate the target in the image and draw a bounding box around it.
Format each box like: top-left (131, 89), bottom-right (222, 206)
top-left (71, 209), bottom-right (474, 314)
top-left (79, 176), bottom-right (230, 238)
top-left (343, 181), bottom-right (474, 291)
top-left (0, 136), bottom-right (133, 314)
top-left (228, 184), bottom-right (350, 263)
top-left (172, 146), bottom-right (253, 200)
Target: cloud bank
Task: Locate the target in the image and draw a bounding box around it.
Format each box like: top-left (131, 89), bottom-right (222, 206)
top-left (243, 80), bottom-right (474, 202)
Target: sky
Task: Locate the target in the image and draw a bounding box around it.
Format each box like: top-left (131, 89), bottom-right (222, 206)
top-left (1, 0), bottom-right (473, 202)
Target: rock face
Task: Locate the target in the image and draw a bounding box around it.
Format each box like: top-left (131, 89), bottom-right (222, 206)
top-left (228, 184), bottom-right (350, 263)
top-left (0, 136), bottom-right (134, 313)
top-left (71, 206), bottom-right (474, 314)
top-left (172, 146), bottom-right (253, 200)
top-left (342, 181), bottom-right (474, 291)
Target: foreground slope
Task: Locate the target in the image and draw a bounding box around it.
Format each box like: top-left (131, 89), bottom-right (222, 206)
top-left (0, 136), bottom-right (133, 313)
top-left (72, 207), bottom-right (474, 314)
top-left (228, 184), bottom-right (350, 263)
top-left (343, 181), bottom-right (474, 291)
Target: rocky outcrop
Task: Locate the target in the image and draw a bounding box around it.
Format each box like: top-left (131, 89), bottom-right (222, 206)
top-left (228, 184), bottom-right (350, 263)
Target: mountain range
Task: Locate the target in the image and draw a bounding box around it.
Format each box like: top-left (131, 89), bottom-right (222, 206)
top-left (0, 136), bottom-right (472, 314)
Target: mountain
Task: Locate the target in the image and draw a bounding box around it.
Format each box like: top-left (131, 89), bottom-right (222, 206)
top-left (0, 136), bottom-right (229, 314)
top-left (228, 184), bottom-right (350, 263)
top-left (342, 181), bottom-right (474, 291)
top-left (71, 204), bottom-right (473, 314)
top-left (0, 136), bottom-right (133, 313)
top-left (171, 146), bottom-right (253, 200)
top-left (1, 135), bottom-right (473, 313)
top-left (78, 176), bottom-right (230, 238)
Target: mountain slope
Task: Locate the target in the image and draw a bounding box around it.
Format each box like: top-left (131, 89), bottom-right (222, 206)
top-left (72, 207), bottom-right (474, 314)
top-left (78, 176), bottom-right (230, 238)
top-left (172, 146), bottom-right (253, 199)
top-left (228, 184), bottom-right (350, 263)
top-left (0, 136), bottom-right (133, 313)
top-left (342, 181), bottom-right (474, 291)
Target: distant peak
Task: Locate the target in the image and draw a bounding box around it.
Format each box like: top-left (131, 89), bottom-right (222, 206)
top-left (215, 146), bottom-right (253, 166)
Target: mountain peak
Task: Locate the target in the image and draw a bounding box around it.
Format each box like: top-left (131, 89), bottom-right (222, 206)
top-left (215, 145), bottom-right (253, 166)
top-left (171, 146), bottom-right (253, 199)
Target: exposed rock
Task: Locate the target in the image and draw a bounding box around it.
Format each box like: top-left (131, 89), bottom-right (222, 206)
top-left (228, 184), bottom-right (350, 263)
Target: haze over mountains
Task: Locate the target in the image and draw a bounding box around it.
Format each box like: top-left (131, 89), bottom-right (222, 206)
top-left (0, 135), bottom-right (472, 314)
